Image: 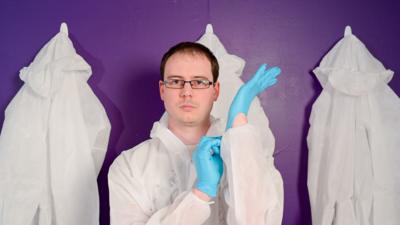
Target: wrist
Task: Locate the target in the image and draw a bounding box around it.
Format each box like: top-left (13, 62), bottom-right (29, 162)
top-left (232, 113), bottom-right (248, 128)
top-left (239, 83), bottom-right (257, 99)
top-left (195, 182), bottom-right (218, 198)
top-left (192, 188), bottom-right (212, 202)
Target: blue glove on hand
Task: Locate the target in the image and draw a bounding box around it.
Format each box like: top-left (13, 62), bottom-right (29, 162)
top-left (192, 136), bottom-right (224, 198)
top-left (226, 64), bottom-right (281, 130)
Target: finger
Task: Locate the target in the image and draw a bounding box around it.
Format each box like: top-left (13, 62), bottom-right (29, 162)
top-left (264, 66), bottom-right (281, 79)
top-left (203, 136), bottom-right (222, 146)
top-left (254, 64), bottom-right (268, 79)
top-left (208, 138), bottom-right (221, 155)
top-left (208, 135), bottom-right (222, 140)
top-left (202, 136), bottom-right (222, 155)
top-left (268, 79), bottom-right (278, 87)
top-left (262, 78), bottom-right (277, 88)
top-left (200, 135), bottom-right (221, 142)
top-left (199, 136), bottom-right (216, 147)
top-left (199, 137), bottom-right (221, 153)
top-left (211, 145), bottom-right (221, 155)
top-left (208, 138), bottom-right (221, 149)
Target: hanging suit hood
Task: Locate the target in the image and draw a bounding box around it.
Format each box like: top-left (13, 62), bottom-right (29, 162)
top-left (307, 26), bottom-right (400, 225)
top-left (313, 26), bottom-right (393, 96)
top-left (0, 23), bottom-right (111, 225)
top-left (19, 23), bottom-right (91, 98)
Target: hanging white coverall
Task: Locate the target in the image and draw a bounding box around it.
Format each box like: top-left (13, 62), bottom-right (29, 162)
top-left (307, 26), bottom-right (400, 225)
top-left (109, 113), bottom-right (283, 225)
top-left (197, 24), bottom-right (275, 154)
top-left (0, 23), bottom-right (111, 225)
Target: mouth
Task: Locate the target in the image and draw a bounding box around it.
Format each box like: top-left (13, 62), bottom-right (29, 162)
top-left (179, 103), bottom-right (196, 111)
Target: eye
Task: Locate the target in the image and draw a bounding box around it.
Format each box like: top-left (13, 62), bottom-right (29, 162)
top-left (168, 79), bottom-right (182, 85)
top-left (193, 80), bottom-right (206, 86)
top-left (171, 80), bottom-right (180, 84)
top-left (193, 79), bottom-right (211, 88)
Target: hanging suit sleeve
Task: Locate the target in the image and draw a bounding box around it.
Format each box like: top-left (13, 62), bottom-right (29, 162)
top-left (77, 80), bottom-right (111, 175)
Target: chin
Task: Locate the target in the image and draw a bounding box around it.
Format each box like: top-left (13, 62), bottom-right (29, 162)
top-left (185, 115), bottom-right (210, 126)
top-left (177, 114), bottom-right (202, 126)
top-left (181, 116), bottom-right (198, 125)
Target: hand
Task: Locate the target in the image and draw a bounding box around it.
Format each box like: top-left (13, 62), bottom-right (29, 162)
top-left (226, 64), bottom-right (281, 129)
top-left (192, 136), bottom-right (224, 198)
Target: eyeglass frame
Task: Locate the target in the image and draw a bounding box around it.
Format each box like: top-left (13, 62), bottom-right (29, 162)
top-left (161, 78), bottom-right (215, 89)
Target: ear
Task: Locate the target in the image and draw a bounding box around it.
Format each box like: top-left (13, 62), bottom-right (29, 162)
top-left (159, 80), bottom-right (165, 101)
top-left (213, 81), bottom-right (220, 101)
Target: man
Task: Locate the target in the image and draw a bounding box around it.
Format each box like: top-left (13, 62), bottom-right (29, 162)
top-left (108, 42), bottom-right (283, 225)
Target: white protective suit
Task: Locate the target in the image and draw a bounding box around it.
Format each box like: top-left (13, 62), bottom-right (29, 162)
top-left (307, 26), bottom-right (400, 225)
top-left (108, 113), bottom-right (283, 225)
top-left (197, 24), bottom-right (275, 154)
top-left (0, 23), bottom-right (111, 225)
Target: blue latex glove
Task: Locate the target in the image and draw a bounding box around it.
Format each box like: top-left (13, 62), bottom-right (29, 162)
top-left (192, 136), bottom-right (224, 198)
top-left (226, 64), bottom-right (281, 130)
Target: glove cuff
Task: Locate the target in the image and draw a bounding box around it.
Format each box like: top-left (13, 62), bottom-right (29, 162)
top-left (195, 182), bottom-right (218, 198)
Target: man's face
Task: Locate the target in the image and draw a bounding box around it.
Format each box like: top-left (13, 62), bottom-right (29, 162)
top-left (159, 52), bottom-right (219, 128)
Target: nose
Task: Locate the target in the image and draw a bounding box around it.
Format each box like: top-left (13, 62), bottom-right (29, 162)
top-left (180, 82), bottom-right (193, 97)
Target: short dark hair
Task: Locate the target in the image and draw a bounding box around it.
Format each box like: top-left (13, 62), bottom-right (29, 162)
top-left (160, 42), bottom-right (219, 82)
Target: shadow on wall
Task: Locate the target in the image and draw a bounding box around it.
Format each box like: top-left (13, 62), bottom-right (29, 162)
top-left (297, 66), bottom-right (322, 225)
top-left (117, 62), bottom-right (164, 150)
top-left (100, 63), bottom-right (163, 225)
top-left (297, 42), bottom-right (335, 224)
top-left (0, 71), bottom-right (23, 129)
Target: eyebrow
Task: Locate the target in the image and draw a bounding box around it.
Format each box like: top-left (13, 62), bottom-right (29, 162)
top-left (193, 75), bottom-right (210, 80)
top-left (165, 75), bottom-right (210, 80)
top-left (165, 75), bottom-right (184, 80)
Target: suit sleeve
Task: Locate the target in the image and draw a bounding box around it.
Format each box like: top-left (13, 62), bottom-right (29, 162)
top-left (220, 124), bottom-right (284, 225)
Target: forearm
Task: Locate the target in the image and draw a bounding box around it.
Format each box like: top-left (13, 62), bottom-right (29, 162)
top-left (110, 187), bottom-right (212, 225)
top-left (157, 191), bottom-right (212, 225)
top-left (109, 157), bottom-right (212, 225)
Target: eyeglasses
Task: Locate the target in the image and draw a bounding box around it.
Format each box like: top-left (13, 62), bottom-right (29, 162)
top-left (162, 79), bottom-right (214, 89)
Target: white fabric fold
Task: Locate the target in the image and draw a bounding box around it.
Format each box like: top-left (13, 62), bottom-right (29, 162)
top-left (0, 24), bottom-right (111, 225)
top-left (307, 26), bottom-right (400, 225)
top-left (108, 113), bottom-right (283, 225)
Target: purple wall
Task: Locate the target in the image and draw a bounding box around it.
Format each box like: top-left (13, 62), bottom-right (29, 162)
top-left (1, 1), bottom-right (399, 224)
